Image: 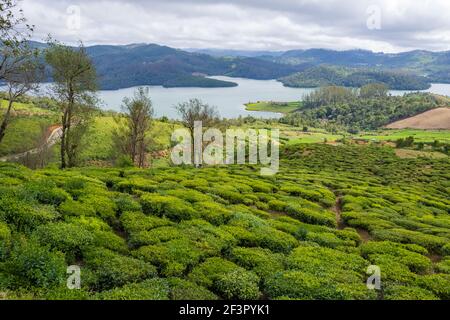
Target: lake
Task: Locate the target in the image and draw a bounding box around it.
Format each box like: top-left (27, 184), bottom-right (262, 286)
top-left (97, 77), bottom-right (450, 119)
top-left (19, 77), bottom-right (450, 119)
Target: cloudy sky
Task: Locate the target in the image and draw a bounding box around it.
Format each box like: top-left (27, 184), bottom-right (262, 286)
top-left (18, 0), bottom-right (450, 53)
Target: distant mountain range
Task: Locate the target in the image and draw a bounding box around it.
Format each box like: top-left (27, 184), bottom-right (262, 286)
top-left (30, 42), bottom-right (450, 90)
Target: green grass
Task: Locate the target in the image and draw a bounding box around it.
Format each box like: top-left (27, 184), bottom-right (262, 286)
top-left (0, 100), bottom-right (54, 116)
top-left (285, 132), bottom-right (343, 144)
top-left (0, 116), bottom-right (58, 157)
top-left (80, 116), bottom-right (180, 163)
top-left (245, 101), bottom-right (302, 114)
top-left (358, 129), bottom-right (450, 144)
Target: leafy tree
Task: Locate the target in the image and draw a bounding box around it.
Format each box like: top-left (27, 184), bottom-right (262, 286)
top-left (360, 83), bottom-right (389, 99)
top-left (45, 41), bottom-right (98, 168)
top-left (113, 87), bottom-right (154, 168)
top-left (174, 98), bottom-right (220, 164)
top-left (0, 0), bottom-right (41, 144)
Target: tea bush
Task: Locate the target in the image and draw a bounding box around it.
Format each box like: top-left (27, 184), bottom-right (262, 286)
top-left (0, 143), bottom-right (449, 300)
top-left (32, 222), bottom-right (94, 263)
top-left (4, 239), bottom-right (66, 289)
top-left (97, 278), bottom-right (170, 300)
top-left (189, 257), bottom-right (260, 299)
top-left (140, 194), bottom-right (197, 221)
top-left (83, 248), bottom-right (157, 290)
top-left (168, 278), bottom-right (218, 300)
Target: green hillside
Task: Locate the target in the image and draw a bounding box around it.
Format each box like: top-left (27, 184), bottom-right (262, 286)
top-left (0, 144), bottom-right (449, 300)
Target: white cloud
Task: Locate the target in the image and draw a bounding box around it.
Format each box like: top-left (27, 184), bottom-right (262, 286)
top-left (19, 0), bottom-right (450, 52)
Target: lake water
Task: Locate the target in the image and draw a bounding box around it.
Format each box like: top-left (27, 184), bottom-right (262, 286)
top-left (97, 76), bottom-right (316, 119)
top-left (97, 77), bottom-right (450, 119)
top-left (14, 77), bottom-right (450, 119)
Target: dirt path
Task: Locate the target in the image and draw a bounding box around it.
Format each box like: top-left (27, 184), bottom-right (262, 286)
top-left (0, 126), bottom-right (62, 162)
top-left (332, 196), bottom-right (347, 230)
top-left (331, 193), bottom-right (373, 242)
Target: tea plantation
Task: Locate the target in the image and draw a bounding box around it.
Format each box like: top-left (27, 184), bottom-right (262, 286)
top-left (0, 144), bottom-right (449, 300)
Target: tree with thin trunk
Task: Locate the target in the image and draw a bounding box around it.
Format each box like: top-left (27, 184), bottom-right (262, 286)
top-left (45, 41), bottom-right (98, 169)
top-left (174, 99), bottom-right (220, 166)
top-left (113, 87), bottom-right (154, 168)
top-left (0, 53), bottom-right (43, 144)
top-left (175, 98), bottom-right (219, 140)
top-left (0, 0), bottom-right (40, 144)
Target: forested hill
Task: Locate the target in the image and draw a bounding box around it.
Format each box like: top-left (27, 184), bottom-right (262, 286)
top-left (30, 42), bottom-right (450, 90)
top-left (279, 66), bottom-right (431, 90)
top-left (31, 42), bottom-right (305, 90)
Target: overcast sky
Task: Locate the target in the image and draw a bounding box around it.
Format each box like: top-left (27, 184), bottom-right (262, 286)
top-left (19, 0), bottom-right (450, 53)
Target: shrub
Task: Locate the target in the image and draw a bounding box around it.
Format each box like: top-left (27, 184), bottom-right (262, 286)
top-left (415, 274), bottom-right (450, 299)
top-left (0, 222), bottom-right (11, 260)
top-left (189, 257), bottom-right (245, 288)
top-left (78, 194), bottom-right (117, 220)
top-left (230, 247), bottom-right (285, 279)
top-left (59, 200), bottom-right (96, 217)
top-left (216, 270), bottom-right (260, 300)
top-left (165, 189), bottom-right (211, 203)
top-left (132, 239), bottom-right (204, 277)
top-left (168, 278), bottom-right (218, 300)
top-left (193, 202), bottom-right (233, 225)
top-left (92, 230), bottom-right (128, 253)
top-left (286, 246), bottom-right (367, 284)
top-left (32, 222), bottom-right (94, 263)
top-left (129, 226), bottom-right (182, 247)
top-left (141, 194), bottom-right (196, 221)
top-left (43, 286), bottom-right (92, 300)
top-left (286, 204), bottom-right (336, 228)
top-left (435, 258), bottom-right (450, 274)
top-left (442, 243), bottom-right (450, 256)
top-left (189, 257), bottom-right (260, 299)
top-left (360, 241), bottom-right (432, 273)
top-left (305, 232), bottom-right (356, 248)
top-left (83, 248), bottom-right (157, 290)
top-left (268, 200), bottom-right (288, 212)
top-left (114, 194), bottom-right (142, 213)
top-left (264, 270), bottom-right (372, 300)
top-left (5, 239), bottom-right (66, 289)
top-left (65, 216), bottom-right (111, 232)
top-left (120, 211), bottom-right (172, 234)
top-left (0, 196), bottom-right (59, 232)
top-left (384, 285), bottom-right (438, 300)
top-left (97, 278), bottom-right (170, 300)
top-left (22, 179), bottom-right (71, 206)
top-left (371, 228), bottom-right (448, 254)
top-left (116, 177), bottom-right (158, 193)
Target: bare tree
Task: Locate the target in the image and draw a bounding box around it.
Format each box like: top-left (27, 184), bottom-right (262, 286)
top-left (174, 98), bottom-right (220, 140)
top-left (113, 87), bottom-right (154, 168)
top-left (45, 41), bottom-right (98, 169)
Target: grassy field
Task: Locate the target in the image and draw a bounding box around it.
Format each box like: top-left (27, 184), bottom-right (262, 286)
top-left (0, 100), bottom-right (54, 116)
top-left (0, 144), bottom-right (449, 300)
top-left (395, 149), bottom-right (448, 159)
top-left (245, 101), bottom-right (302, 114)
top-left (0, 116), bottom-right (58, 157)
top-left (358, 129), bottom-right (450, 143)
top-left (80, 116), bottom-right (180, 164)
top-left (285, 131), bottom-right (343, 144)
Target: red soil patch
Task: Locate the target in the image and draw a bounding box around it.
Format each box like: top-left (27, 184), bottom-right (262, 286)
top-left (386, 108), bottom-right (450, 130)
